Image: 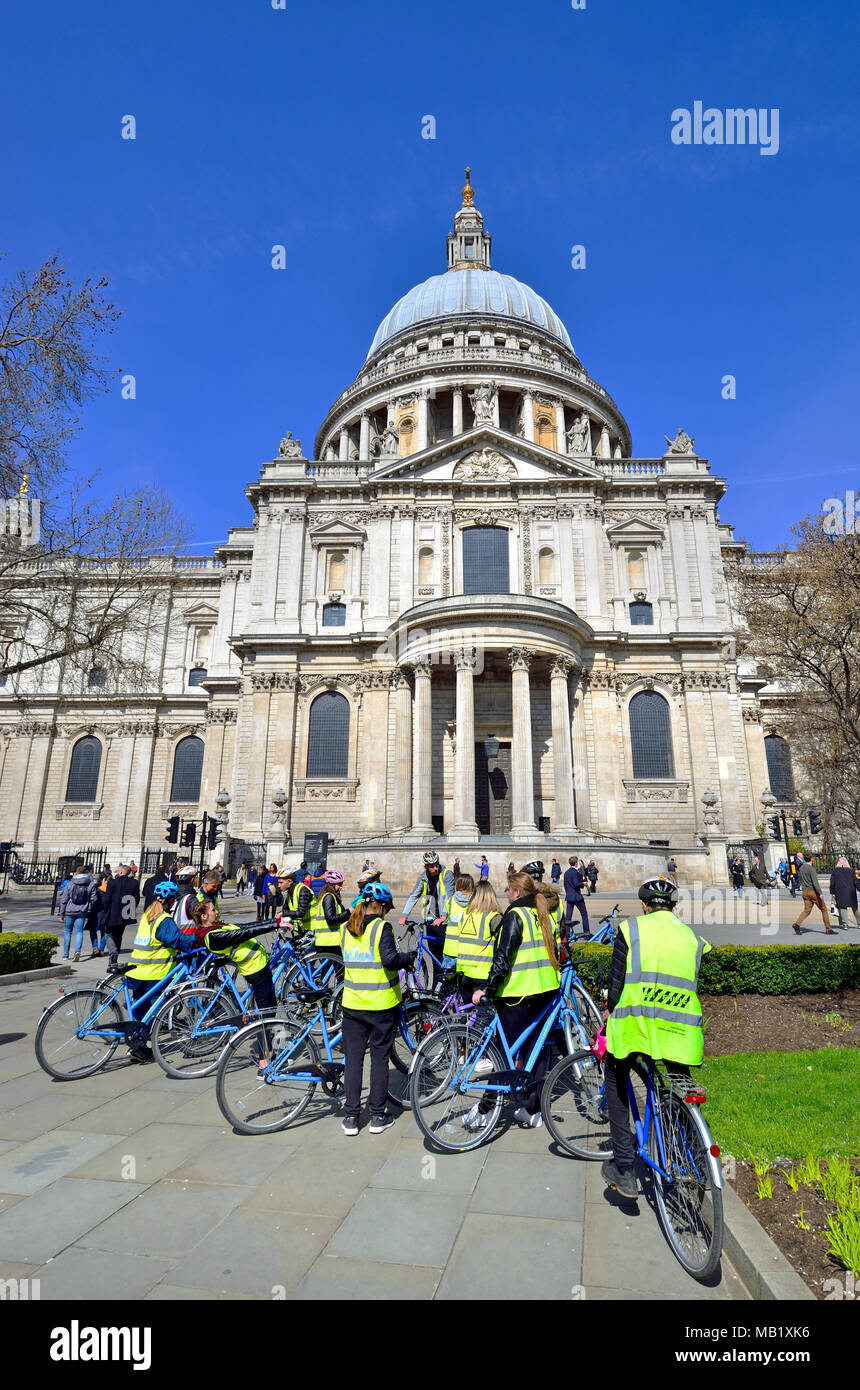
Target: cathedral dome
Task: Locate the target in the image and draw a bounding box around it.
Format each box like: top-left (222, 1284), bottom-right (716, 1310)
top-left (366, 268), bottom-right (573, 360)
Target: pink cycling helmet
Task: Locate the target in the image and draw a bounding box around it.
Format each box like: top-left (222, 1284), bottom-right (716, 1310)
top-left (324, 870), bottom-right (344, 886)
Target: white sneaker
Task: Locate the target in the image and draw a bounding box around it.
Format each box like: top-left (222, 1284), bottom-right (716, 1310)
top-left (474, 1057), bottom-right (493, 1074)
top-left (513, 1106), bottom-right (543, 1129)
top-left (463, 1103), bottom-right (489, 1131)
top-left (342, 1117), bottom-right (359, 1136)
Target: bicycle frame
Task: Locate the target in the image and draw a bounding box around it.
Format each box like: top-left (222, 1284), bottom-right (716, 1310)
top-left (622, 1058), bottom-right (722, 1190)
top-left (62, 953), bottom-right (206, 1043)
top-left (448, 969), bottom-right (576, 1098)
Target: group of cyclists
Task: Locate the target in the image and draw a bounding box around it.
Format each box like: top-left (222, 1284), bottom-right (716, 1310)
top-left (112, 847), bottom-right (712, 1201)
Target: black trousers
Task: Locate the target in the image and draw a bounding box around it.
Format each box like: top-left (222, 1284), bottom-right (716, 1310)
top-left (479, 992), bottom-right (557, 1115)
top-left (104, 925), bottom-right (124, 961)
top-left (342, 1005), bottom-right (398, 1119)
top-left (604, 1053), bottom-right (692, 1172)
top-left (565, 896), bottom-right (590, 933)
top-left (244, 965), bottom-right (275, 1010)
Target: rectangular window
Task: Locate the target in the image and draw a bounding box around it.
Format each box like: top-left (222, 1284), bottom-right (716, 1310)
top-left (462, 527), bottom-right (510, 595)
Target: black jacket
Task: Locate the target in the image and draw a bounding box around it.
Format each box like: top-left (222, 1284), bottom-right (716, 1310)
top-left (205, 921), bottom-right (276, 955)
top-left (607, 932), bottom-right (630, 1011)
top-left (104, 874), bottom-right (140, 928)
top-left (829, 867), bottom-right (858, 910)
top-left (282, 884), bottom-right (313, 920)
top-left (319, 890), bottom-right (351, 929)
top-left (484, 893), bottom-right (553, 998)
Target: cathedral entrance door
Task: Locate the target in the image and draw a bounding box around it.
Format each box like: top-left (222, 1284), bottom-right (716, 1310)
top-left (475, 742), bottom-right (512, 836)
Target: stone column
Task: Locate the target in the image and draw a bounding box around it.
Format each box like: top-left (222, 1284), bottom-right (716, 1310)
top-left (410, 658), bottom-right (434, 834)
top-left (555, 401), bottom-right (567, 453)
top-left (509, 647), bottom-right (538, 839)
top-left (339, 427), bottom-right (350, 461)
top-left (452, 388), bottom-right (463, 436)
top-left (452, 652), bottom-right (479, 837)
top-left (391, 668), bottom-right (413, 831)
top-left (570, 671), bottom-right (591, 829)
top-left (417, 391), bottom-right (429, 451)
top-left (359, 413), bottom-right (371, 460)
top-left (521, 391), bottom-right (535, 442)
top-left (599, 423), bottom-right (611, 458)
top-left (550, 657), bottom-right (578, 833)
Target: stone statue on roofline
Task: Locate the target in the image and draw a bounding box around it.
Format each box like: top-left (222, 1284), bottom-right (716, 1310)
top-left (278, 432), bottom-right (303, 458)
top-left (665, 427), bottom-right (695, 455)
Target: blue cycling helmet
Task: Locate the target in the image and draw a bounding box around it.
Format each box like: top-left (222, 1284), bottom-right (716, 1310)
top-left (361, 881), bottom-right (394, 909)
top-left (153, 880), bottom-right (179, 901)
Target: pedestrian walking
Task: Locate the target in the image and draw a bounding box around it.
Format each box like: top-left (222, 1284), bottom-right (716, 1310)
top-left (474, 855), bottom-right (490, 880)
top-left (666, 856), bottom-right (678, 887)
top-left (563, 856), bottom-right (590, 936)
top-left (829, 857), bottom-right (859, 930)
top-left (792, 854), bottom-right (834, 935)
top-left (235, 861), bottom-right (249, 896)
top-left (452, 857), bottom-right (461, 879)
top-left (586, 859), bottom-right (598, 895)
top-left (748, 856), bottom-right (770, 907)
top-left (730, 857), bottom-right (745, 897)
top-left (102, 864), bottom-right (141, 966)
top-left (550, 858), bottom-right (561, 884)
top-left (58, 864), bottom-right (98, 961)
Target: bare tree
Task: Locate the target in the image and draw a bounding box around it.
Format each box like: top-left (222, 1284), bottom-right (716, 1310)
top-left (733, 511), bottom-right (860, 852)
top-left (0, 253), bottom-right (191, 688)
top-left (0, 254), bottom-right (121, 497)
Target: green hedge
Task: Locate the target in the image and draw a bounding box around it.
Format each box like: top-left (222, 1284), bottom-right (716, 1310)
top-left (0, 932), bottom-right (58, 976)
top-left (571, 942), bottom-right (860, 997)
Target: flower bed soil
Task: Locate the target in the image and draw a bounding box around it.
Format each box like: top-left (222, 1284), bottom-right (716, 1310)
top-left (700, 990), bottom-right (859, 1056)
top-left (731, 1160), bottom-right (856, 1300)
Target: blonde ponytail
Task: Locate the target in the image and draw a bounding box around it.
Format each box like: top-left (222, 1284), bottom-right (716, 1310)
top-left (506, 871), bottom-right (559, 971)
top-left (346, 900), bottom-right (366, 938)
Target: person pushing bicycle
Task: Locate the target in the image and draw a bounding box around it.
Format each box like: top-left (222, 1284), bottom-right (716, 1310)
top-left (399, 850), bottom-right (455, 985)
top-left (601, 876), bottom-right (711, 1199)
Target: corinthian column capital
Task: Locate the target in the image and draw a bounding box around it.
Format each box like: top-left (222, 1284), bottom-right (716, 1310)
top-left (508, 646), bottom-right (534, 672)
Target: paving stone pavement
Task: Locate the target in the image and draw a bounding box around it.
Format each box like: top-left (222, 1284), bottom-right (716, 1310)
top-left (0, 958), bottom-right (752, 1301)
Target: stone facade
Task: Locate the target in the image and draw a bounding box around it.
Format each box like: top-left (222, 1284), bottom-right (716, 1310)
top-left (0, 178), bottom-right (779, 880)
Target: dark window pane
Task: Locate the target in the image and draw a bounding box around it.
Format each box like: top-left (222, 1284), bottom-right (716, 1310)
top-left (629, 691), bottom-right (674, 779)
top-left (322, 603), bottom-right (346, 627)
top-left (629, 602), bottom-right (653, 626)
top-left (88, 668), bottom-right (106, 688)
top-left (462, 527), bottom-right (510, 595)
top-left (765, 735), bottom-right (795, 802)
top-left (306, 692), bottom-right (349, 778)
top-left (171, 736), bottom-right (204, 802)
top-left (188, 667), bottom-right (208, 686)
top-left (66, 736), bottom-right (102, 802)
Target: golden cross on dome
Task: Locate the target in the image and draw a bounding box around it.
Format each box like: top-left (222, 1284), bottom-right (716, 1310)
top-left (462, 166), bottom-right (475, 206)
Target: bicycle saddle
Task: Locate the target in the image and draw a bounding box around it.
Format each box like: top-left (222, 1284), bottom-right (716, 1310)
top-left (292, 985), bottom-right (333, 1005)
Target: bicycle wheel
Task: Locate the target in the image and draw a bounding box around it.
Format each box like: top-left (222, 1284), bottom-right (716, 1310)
top-left (387, 997), bottom-right (446, 1108)
top-left (568, 981), bottom-right (603, 1048)
top-left (150, 986), bottom-right (242, 1079)
top-left (541, 1049), bottom-right (612, 1160)
top-left (649, 1082), bottom-right (724, 1279)
top-left (35, 987), bottom-right (124, 1080)
top-left (215, 1017), bottom-right (319, 1134)
top-left (410, 1021), bottom-right (505, 1153)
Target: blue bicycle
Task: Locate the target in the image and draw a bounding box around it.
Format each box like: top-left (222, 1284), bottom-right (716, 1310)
top-left (215, 985), bottom-right (446, 1132)
top-left (541, 1047), bottom-right (724, 1278)
top-left (408, 966), bottom-right (583, 1152)
top-left (570, 902), bottom-right (620, 946)
top-left (34, 951), bottom-right (210, 1080)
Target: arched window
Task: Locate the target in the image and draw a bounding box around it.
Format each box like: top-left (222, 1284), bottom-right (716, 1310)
top-left (66, 736), bottom-right (102, 802)
top-left (306, 691), bottom-right (350, 778)
top-left (538, 547), bottom-right (558, 585)
top-left (627, 549), bottom-right (646, 588)
top-left (88, 668), bottom-right (106, 689)
top-left (399, 419), bottom-right (415, 456)
top-left (322, 602), bottom-right (346, 627)
top-left (188, 667), bottom-right (208, 686)
top-left (418, 547), bottom-right (434, 585)
top-left (326, 551), bottom-right (346, 590)
top-left (170, 735), bottom-right (204, 802)
top-left (629, 601), bottom-right (653, 625)
top-left (629, 691), bottom-right (674, 779)
top-left (462, 526), bottom-right (510, 595)
top-left (765, 735), bottom-right (795, 802)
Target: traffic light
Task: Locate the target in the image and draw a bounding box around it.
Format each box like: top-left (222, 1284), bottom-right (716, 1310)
top-left (182, 820), bottom-right (197, 847)
top-left (809, 811), bottom-right (823, 835)
top-left (207, 819), bottom-right (225, 851)
top-left (791, 817), bottom-right (803, 837)
top-left (766, 816), bottom-right (781, 839)
top-left (165, 816), bottom-right (180, 845)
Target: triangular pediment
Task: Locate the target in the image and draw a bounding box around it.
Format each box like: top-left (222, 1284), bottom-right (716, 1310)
top-left (369, 426), bottom-right (604, 483)
top-left (604, 516), bottom-right (666, 540)
top-left (308, 518), bottom-right (367, 545)
top-left (182, 601), bottom-right (220, 622)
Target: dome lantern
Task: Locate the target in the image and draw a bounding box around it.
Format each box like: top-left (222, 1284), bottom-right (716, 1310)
top-left (447, 166), bottom-right (492, 272)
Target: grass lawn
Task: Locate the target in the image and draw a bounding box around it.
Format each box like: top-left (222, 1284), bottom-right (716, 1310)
top-left (698, 1049), bottom-right (860, 1160)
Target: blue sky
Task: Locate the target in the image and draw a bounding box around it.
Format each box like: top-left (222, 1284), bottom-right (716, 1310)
top-left (3, 0), bottom-right (858, 551)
